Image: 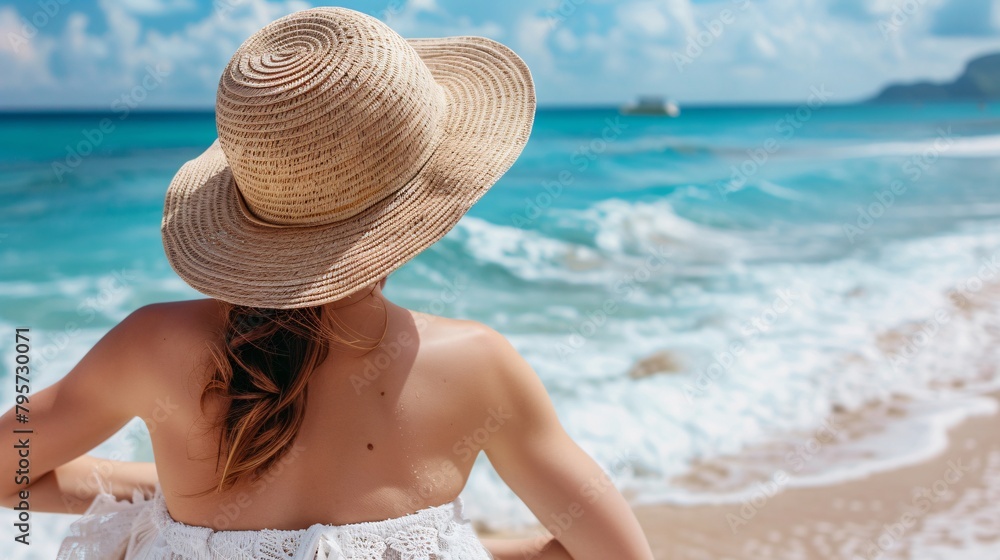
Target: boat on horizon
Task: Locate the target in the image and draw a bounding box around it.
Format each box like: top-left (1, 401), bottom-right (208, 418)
top-left (621, 96), bottom-right (680, 117)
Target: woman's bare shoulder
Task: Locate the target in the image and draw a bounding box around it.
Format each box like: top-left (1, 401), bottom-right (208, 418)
top-left (130, 298), bottom-right (225, 321)
top-left (117, 299), bottom-right (226, 380)
top-left (125, 299), bottom-right (226, 346)
top-left (404, 310), bottom-right (512, 362)
top-left (401, 310), bottom-right (535, 399)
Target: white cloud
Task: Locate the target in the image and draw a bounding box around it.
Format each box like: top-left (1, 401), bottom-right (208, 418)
top-left (65, 12), bottom-right (109, 60)
top-left (2, 0), bottom-right (1000, 107)
top-left (1, 6), bottom-right (38, 62)
top-left (553, 27), bottom-right (578, 52)
top-left (384, 1), bottom-right (503, 40)
top-left (750, 31), bottom-right (778, 59)
top-left (0, 6), bottom-right (56, 88)
top-left (617, 1), bottom-right (672, 36)
top-left (0, 0), bottom-right (319, 106)
top-left (409, 0), bottom-right (438, 13)
top-left (515, 14), bottom-right (554, 72)
top-left (614, 0), bottom-right (698, 39)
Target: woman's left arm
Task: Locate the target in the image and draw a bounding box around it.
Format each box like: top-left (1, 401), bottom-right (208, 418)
top-left (0, 455), bottom-right (157, 513)
top-left (472, 326), bottom-right (654, 560)
top-left (0, 306), bottom-right (164, 513)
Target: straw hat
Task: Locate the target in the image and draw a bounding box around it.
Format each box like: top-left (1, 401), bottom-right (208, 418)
top-left (161, 7), bottom-right (535, 309)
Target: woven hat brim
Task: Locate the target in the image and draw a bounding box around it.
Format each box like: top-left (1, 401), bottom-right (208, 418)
top-left (161, 36), bottom-right (535, 309)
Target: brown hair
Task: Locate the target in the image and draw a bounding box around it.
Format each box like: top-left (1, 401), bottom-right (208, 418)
top-left (201, 294), bottom-right (383, 492)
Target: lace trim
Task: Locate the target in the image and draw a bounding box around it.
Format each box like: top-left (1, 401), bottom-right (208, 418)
top-left (58, 485), bottom-right (492, 559)
top-left (153, 493), bottom-right (458, 532)
top-left (150, 492), bottom-right (482, 559)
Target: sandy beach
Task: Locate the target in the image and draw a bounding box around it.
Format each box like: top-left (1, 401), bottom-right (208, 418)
top-left (480, 392), bottom-right (1000, 559)
top-left (476, 281), bottom-right (1000, 560)
top-left (634, 393), bottom-right (1000, 559)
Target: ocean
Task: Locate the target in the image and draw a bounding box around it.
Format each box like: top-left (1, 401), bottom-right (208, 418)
top-left (2, 103), bottom-right (1000, 557)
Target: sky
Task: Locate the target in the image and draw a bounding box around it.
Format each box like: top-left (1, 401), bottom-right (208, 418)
top-left (1, 0), bottom-right (999, 109)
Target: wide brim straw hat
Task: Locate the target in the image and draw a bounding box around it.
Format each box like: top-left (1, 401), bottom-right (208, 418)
top-left (161, 7), bottom-right (534, 309)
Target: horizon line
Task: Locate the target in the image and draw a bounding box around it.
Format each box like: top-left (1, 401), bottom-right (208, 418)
top-left (1, 100), bottom-right (976, 114)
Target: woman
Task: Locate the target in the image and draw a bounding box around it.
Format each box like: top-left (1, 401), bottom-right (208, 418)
top-left (1, 7), bottom-right (653, 559)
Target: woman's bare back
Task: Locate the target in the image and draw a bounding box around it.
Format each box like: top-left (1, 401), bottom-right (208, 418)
top-left (1, 286), bottom-right (652, 558)
top-left (144, 294), bottom-right (499, 530)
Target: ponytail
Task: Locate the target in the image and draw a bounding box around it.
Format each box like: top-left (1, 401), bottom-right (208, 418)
top-left (200, 296), bottom-right (382, 492)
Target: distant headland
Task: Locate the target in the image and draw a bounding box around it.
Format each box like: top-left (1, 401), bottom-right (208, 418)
top-left (870, 52), bottom-right (1000, 103)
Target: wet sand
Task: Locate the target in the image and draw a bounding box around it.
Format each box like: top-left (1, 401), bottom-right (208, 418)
top-left (476, 393), bottom-right (1000, 559)
top-left (634, 393), bottom-right (1000, 559)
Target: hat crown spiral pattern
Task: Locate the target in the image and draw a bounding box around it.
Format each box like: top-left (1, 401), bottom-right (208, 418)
top-left (215, 7), bottom-right (446, 226)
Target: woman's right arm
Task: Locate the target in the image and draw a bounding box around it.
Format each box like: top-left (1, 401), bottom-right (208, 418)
top-left (481, 536), bottom-right (573, 560)
top-left (472, 326), bottom-right (654, 560)
top-left (0, 305), bottom-right (167, 512)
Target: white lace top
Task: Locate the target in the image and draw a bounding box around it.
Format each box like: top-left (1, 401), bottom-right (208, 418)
top-left (57, 487), bottom-right (494, 559)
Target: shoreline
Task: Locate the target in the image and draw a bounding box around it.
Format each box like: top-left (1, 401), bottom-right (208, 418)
top-left (633, 391), bottom-right (1000, 559)
top-left (476, 281), bottom-right (1000, 558)
top-left (478, 391), bottom-right (1000, 559)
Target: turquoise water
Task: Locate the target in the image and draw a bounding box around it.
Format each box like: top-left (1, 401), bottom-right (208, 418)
top-left (5, 105), bottom-right (999, 325)
top-left (2, 104), bottom-right (1000, 545)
